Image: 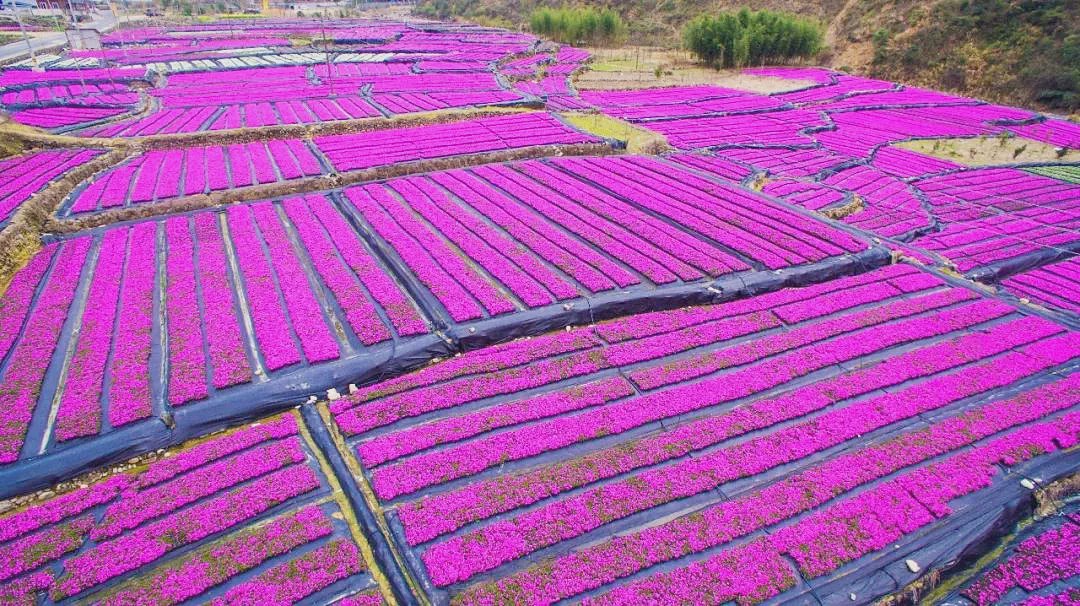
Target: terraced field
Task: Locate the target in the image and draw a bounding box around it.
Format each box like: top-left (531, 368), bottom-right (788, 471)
top-left (0, 16), bottom-right (1077, 606)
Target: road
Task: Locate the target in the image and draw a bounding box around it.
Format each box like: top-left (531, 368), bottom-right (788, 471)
top-left (0, 10), bottom-right (119, 64)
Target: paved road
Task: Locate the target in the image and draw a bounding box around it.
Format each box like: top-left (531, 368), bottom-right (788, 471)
top-left (0, 10), bottom-right (119, 63)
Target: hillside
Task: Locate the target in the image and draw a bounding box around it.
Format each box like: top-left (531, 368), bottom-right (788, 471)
top-left (415, 0), bottom-right (1080, 113)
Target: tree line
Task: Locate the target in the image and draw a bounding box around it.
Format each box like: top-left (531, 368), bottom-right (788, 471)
top-left (683, 8), bottom-right (823, 68)
top-left (528, 7), bottom-right (626, 46)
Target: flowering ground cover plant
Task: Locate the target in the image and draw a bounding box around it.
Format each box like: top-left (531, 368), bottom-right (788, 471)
top-left (336, 154), bottom-right (870, 323)
top-left (998, 256), bottom-right (1080, 322)
top-left (2, 16), bottom-right (1080, 606)
top-left (575, 69), bottom-right (1078, 275)
top-left (64, 140), bottom-right (325, 215)
top-left (0, 197), bottom-right (431, 466)
top-left (0, 412), bottom-right (387, 605)
top-left (314, 112), bottom-right (602, 172)
top-left (0, 149), bottom-right (102, 223)
top-left (956, 510), bottom-right (1080, 605)
top-left (325, 262), bottom-right (1080, 604)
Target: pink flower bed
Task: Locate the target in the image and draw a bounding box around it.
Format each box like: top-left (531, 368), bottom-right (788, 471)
top-left (327, 262), bottom-right (1080, 604)
top-left (314, 112), bottom-right (601, 171)
top-left (0, 196), bottom-right (431, 459)
top-left (67, 140), bottom-right (324, 214)
top-left (581, 85), bottom-right (786, 120)
top-left (0, 149), bottom-right (101, 222)
top-left (823, 164), bottom-right (933, 237)
top-left (336, 154), bottom-right (865, 322)
top-left (910, 168), bottom-right (1080, 271)
top-left (962, 514), bottom-right (1080, 605)
top-left (0, 413), bottom-right (380, 605)
top-left (1002, 256), bottom-right (1080, 315)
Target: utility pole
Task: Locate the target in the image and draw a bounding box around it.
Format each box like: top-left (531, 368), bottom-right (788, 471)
top-left (13, 5), bottom-right (42, 71)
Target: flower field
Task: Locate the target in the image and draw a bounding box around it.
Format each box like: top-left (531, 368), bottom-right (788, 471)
top-left (65, 140), bottom-right (325, 215)
top-left (0, 412), bottom-right (388, 606)
top-left (313, 113), bottom-right (602, 172)
top-left (326, 263), bottom-right (1080, 604)
top-left (0, 15), bottom-right (1077, 606)
top-left (0, 149), bottom-right (103, 223)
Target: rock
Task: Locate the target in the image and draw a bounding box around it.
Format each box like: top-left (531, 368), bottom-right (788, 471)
top-left (327, 388), bottom-right (341, 401)
top-left (905, 559), bottom-right (920, 573)
top-left (1020, 478), bottom-right (1036, 490)
top-left (849, 593), bottom-right (857, 601)
top-left (348, 383), bottom-right (358, 394)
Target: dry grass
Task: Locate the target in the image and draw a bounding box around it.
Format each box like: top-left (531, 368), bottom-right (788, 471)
top-left (0, 116), bottom-right (126, 151)
top-left (560, 112), bottom-right (671, 154)
top-left (575, 46), bottom-right (816, 93)
top-left (897, 135), bottom-right (1080, 166)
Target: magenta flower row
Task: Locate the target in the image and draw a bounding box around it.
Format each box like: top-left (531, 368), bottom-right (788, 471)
top-left (418, 329), bottom-right (1078, 586)
top-left (357, 375), bottom-right (634, 467)
top-left (430, 167), bottom-right (630, 292)
top-left (508, 160), bottom-right (738, 281)
top-left (165, 216), bottom-right (213, 405)
top-left (344, 184), bottom-right (513, 321)
top-left (0, 149), bottom-right (101, 221)
top-left (51, 463), bottom-right (320, 599)
top-left (455, 373), bottom-right (1080, 605)
top-left (391, 176), bottom-right (577, 307)
top-left (1003, 256), bottom-right (1080, 315)
top-left (331, 265), bottom-right (931, 428)
top-left (200, 214), bottom-right (254, 388)
top-left (54, 229), bottom-right (127, 441)
top-left (207, 538), bottom-right (364, 605)
top-left (92, 436), bottom-right (307, 540)
top-left (553, 156), bottom-right (864, 265)
top-left (399, 314), bottom-right (1064, 546)
top-left (97, 506), bottom-right (335, 606)
top-left (962, 515), bottom-right (1080, 605)
top-left (69, 141), bottom-right (323, 214)
top-left (314, 113), bottom-right (600, 172)
top-left (283, 196), bottom-right (394, 345)
top-left (0, 238), bottom-right (90, 462)
top-left (251, 202), bottom-right (342, 364)
top-left (332, 329), bottom-right (600, 415)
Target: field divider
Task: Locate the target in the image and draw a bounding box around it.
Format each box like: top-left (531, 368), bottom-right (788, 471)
top-left (303, 402), bottom-right (426, 606)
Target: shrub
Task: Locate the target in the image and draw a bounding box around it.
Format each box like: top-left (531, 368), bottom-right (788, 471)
top-left (682, 8), bottom-right (823, 69)
top-left (528, 6), bottom-right (626, 46)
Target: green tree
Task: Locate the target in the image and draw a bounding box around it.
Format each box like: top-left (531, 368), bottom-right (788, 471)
top-left (527, 6), bottom-right (626, 46)
top-left (683, 9), bottom-right (823, 68)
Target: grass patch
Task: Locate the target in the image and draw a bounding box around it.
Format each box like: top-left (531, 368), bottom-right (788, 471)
top-left (560, 112), bottom-right (669, 154)
top-left (1025, 164), bottom-right (1080, 184)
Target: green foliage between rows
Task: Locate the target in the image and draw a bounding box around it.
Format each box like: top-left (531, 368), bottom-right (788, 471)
top-left (528, 6), bottom-right (626, 46)
top-left (682, 8), bottom-right (823, 68)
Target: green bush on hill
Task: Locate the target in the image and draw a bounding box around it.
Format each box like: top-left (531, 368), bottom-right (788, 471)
top-left (872, 0), bottom-right (1079, 112)
top-left (527, 6), bottom-right (626, 45)
top-left (682, 8), bottom-right (823, 68)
